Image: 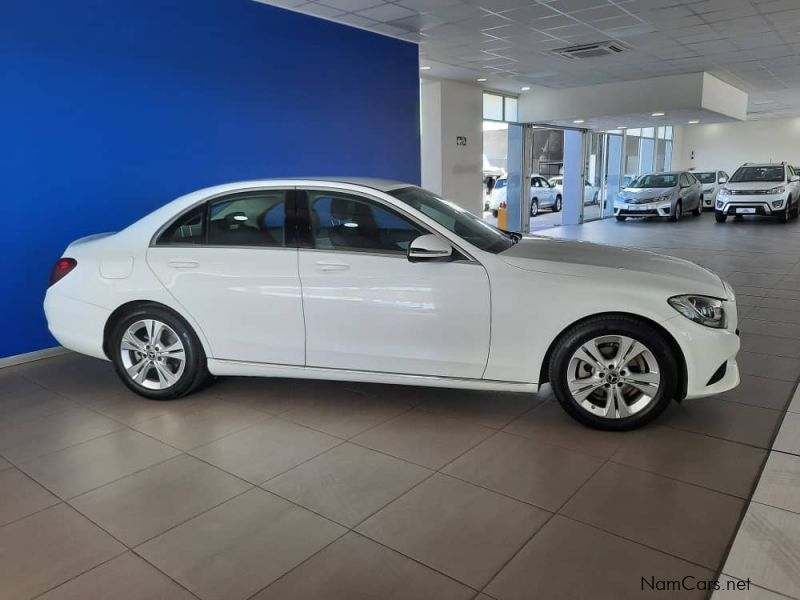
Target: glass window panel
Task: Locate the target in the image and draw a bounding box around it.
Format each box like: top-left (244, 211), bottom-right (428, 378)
top-left (504, 97), bottom-right (518, 122)
top-left (208, 192), bottom-right (288, 247)
top-left (483, 93), bottom-right (503, 121)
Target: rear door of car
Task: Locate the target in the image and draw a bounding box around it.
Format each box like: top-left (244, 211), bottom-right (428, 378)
top-left (147, 188), bottom-right (306, 365)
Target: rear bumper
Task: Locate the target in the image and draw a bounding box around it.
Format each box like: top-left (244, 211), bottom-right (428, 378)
top-left (44, 290), bottom-right (109, 360)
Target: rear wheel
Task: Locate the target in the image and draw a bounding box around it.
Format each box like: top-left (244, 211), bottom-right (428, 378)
top-left (110, 305), bottom-right (209, 399)
top-left (553, 195), bottom-right (562, 212)
top-left (715, 212), bottom-right (727, 223)
top-left (549, 315), bottom-right (679, 431)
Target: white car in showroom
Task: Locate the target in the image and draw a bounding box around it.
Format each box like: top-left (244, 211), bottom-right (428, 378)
top-left (694, 170), bottom-right (729, 210)
top-left (715, 162), bottom-right (800, 223)
top-left (548, 176), bottom-right (599, 205)
top-left (45, 179), bottom-right (740, 430)
top-left (488, 175), bottom-right (561, 217)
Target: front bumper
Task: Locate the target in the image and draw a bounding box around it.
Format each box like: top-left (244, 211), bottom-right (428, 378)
top-left (614, 200), bottom-right (672, 217)
top-left (660, 300), bottom-right (740, 399)
top-left (716, 193), bottom-right (786, 215)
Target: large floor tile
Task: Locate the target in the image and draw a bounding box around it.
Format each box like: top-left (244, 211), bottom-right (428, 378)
top-left (252, 532), bottom-right (473, 600)
top-left (773, 412), bottom-right (800, 456)
top-left (790, 387), bottom-right (800, 414)
top-left (0, 406), bottom-right (124, 462)
top-left (502, 400), bottom-right (624, 459)
top-left (712, 575), bottom-right (789, 600)
top-left (0, 468), bottom-right (60, 527)
top-left (83, 392), bottom-right (202, 426)
top-left (190, 417), bottom-right (341, 484)
top-left (752, 451), bottom-right (800, 514)
top-left (486, 515), bottom-right (714, 600)
top-left (70, 454), bottom-right (251, 546)
top-left (659, 397), bottom-right (783, 448)
top-left (37, 552), bottom-right (195, 600)
top-left (280, 392), bottom-right (410, 438)
top-left (741, 333), bottom-right (800, 359)
top-left (738, 351), bottom-right (800, 383)
top-left (0, 369), bottom-right (44, 397)
top-left (415, 389), bottom-right (539, 430)
top-left (0, 456), bottom-right (11, 471)
top-left (611, 426), bottom-right (766, 498)
top-left (0, 503), bottom-right (124, 600)
top-left (132, 402), bottom-right (269, 450)
top-left (352, 409), bottom-right (494, 470)
top-left (138, 488), bottom-right (345, 600)
top-left (0, 387), bottom-right (77, 424)
top-left (748, 307), bottom-right (800, 325)
top-left (18, 428), bottom-right (180, 499)
top-left (715, 375), bottom-right (795, 410)
top-left (726, 272), bottom-right (784, 288)
top-left (443, 431), bottom-right (603, 511)
top-left (561, 462), bottom-right (745, 569)
top-left (357, 474), bottom-right (550, 589)
top-left (265, 442), bottom-right (430, 527)
top-left (739, 318), bottom-right (800, 340)
top-left (723, 502), bottom-right (800, 599)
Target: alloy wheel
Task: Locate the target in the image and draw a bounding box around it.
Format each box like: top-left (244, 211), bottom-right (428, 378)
top-left (566, 334), bottom-right (661, 419)
top-left (119, 319), bottom-right (186, 390)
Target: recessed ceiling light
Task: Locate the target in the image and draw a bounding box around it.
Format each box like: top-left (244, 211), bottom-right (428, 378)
top-left (419, 66), bottom-right (431, 71)
top-left (573, 119), bottom-right (585, 124)
top-left (687, 119), bottom-right (700, 124)
top-left (651, 112), bottom-right (665, 117)
top-left (521, 86), bottom-right (531, 91)
top-left (617, 126), bottom-right (628, 129)
top-left (477, 78), bottom-right (487, 82)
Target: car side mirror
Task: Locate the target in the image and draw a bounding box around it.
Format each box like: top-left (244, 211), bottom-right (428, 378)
top-left (718, 177), bottom-right (727, 184)
top-left (791, 175), bottom-right (800, 182)
top-left (407, 234), bottom-right (453, 263)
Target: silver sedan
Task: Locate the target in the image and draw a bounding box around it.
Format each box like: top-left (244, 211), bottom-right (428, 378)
top-left (614, 172), bottom-right (703, 222)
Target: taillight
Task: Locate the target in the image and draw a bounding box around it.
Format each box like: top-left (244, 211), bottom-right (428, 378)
top-left (49, 258), bottom-right (77, 287)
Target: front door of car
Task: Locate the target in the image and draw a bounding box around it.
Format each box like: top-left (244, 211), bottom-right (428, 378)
top-left (296, 188), bottom-right (491, 379)
top-left (146, 189), bottom-right (306, 365)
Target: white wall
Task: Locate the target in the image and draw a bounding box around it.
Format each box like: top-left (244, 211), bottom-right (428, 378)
top-left (672, 117), bottom-right (800, 174)
top-left (421, 79), bottom-right (483, 213)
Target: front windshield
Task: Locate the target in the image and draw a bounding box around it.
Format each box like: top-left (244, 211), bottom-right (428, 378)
top-left (495, 178), bottom-right (507, 189)
top-left (695, 172), bottom-right (716, 184)
top-left (388, 186), bottom-right (515, 254)
top-left (629, 174), bottom-right (678, 188)
top-left (730, 166), bottom-right (785, 183)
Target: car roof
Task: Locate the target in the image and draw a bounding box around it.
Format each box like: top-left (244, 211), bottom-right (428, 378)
top-left (738, 163), bottom-right (786, 168)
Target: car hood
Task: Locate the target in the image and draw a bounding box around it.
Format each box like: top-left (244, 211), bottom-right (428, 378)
top-left (619, 187), bottom-right (676, 200)
top-left (500, 237), bottom-right (728, 297)
top-left (725, 181), bottom-right (785, 190)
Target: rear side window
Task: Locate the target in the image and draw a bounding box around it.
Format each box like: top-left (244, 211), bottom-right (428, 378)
top-left (155, 190), bottom-right (289, 247)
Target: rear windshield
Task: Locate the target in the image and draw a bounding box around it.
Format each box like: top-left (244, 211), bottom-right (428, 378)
top-left (730, 166), bottom-right (784, 183)
top-left (630, 174), bottom-right (678, 188)
top-left (695, 172), bottom-right (716, 184)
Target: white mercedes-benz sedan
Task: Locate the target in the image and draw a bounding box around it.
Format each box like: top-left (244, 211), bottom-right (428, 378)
top-left (44, 178), bottom-right (740, 430)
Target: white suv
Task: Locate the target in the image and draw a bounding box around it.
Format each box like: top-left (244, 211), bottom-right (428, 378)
top-left (716, 163), bottom-right (800, 223)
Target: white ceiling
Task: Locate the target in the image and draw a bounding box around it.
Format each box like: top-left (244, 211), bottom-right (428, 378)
top-left (260, 0), bottom-right (800, 120)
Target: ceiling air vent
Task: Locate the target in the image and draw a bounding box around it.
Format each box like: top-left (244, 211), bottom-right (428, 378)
top-left (552, 41), bottom-right (628, 60)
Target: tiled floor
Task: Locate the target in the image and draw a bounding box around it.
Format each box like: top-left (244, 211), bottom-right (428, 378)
top-left (1, 214), bottom-right (799, 600)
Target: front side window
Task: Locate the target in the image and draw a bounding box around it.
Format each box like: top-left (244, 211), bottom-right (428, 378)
top-left (680, 173), bottom-right (691, 187)
top-left (695, 172), bottom-right (716, 184)
top-left (388, 186), bottom-right (515, 254)
top-left (730, 166), bottom-right (785, 183)
top-left (208, 192), bottom-right (287, 247)
top-left (307, 191), bottom-right (424, 254)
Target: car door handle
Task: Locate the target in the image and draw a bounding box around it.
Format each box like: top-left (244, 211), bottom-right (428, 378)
top-left (167, 260), bottom-right (199, 269)
top-left (315, 261), bottom-right (350, 272)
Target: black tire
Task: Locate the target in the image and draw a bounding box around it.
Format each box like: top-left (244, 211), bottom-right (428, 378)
top-left (109, 304), bottom-right (210, 400)
top-left (616, 215), bottom-right (626, 222)
top-left (549, 315), bottom-right (680, 431)
top-left (491, 209), bottom-right (498, 218)
top-left (692, 197), bottom-right (702, 216)
top-left (777, 206), bottom-right (789, 223)
top-left (553, 196), bottom-right (562, 212)
top-left (530, 199), bottom-right (539, 217)
top-left (670, 200), bottom-right (682, 222)
top-left (715, 212), bottom-right (727, 223)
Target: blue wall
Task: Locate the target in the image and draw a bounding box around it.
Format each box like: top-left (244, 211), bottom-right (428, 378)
top-left (1, 0), bottom-right (420, 358)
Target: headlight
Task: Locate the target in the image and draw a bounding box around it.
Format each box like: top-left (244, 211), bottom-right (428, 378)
top-left (658, 194), bottom-right (672, 203)
top-left (767, 185), bottom-right (786, 194)
top-left (718, 187), bottom-right (730, 196)
top-left (668, 295), bottom-right (727, 329)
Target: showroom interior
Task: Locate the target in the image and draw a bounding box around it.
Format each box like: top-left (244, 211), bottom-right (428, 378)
top-left (3, 0), bottom-right (800, 598)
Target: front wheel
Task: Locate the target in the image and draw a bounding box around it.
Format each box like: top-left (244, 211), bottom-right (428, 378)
top-left (110, 305), bottom-right (209, 399)
top-left (530, 199), bottom-right (539, 217)
top-left (692, 197), bottom-right (702, 216)
top-left (715, 212), bottom-right (727, 223)
top-left (616, 215), bottom-right (626, 222)
top-left (777, 205), bottom-right (789, 223)
top-left (671, 201), bottom-right (682, 222)
top-left (549, 316), bottom-right (679, 431)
